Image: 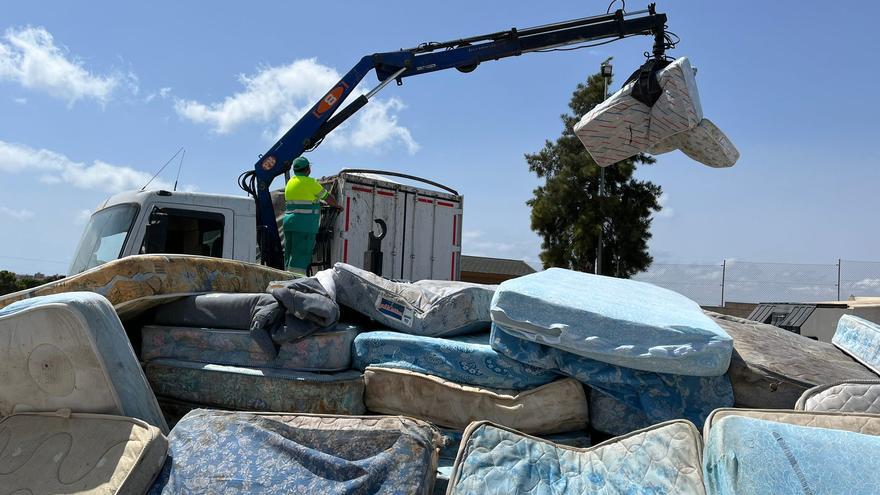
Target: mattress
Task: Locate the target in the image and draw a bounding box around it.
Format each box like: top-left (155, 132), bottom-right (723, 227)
top-left (574, 57), bottom-right (704, 168)
top-left (589, 388), bottom-right (654, 436)
top-left (363, 366), bottom-right (588, 434)
top-left (0, 292), bottom-right (168, 432)
top-left (709, 311), bottom-right (877, 409)
top-left (142, 322), bottom-right (361, 371)
top-left (0, 411), bottom-right (168, 495)
top-left (492, 324), bottom-right (734, 427)
top-left (0, 254), bottom-right (294, 319)
top-left (151, 292), bottom-right (275, 329)
top-left (703, 415), bottom-right (880, 495)
top-left (333, 262), bottom-right (494, 337)
top-left (704, 408), bottom-right (880, 437)
top-left (648, 118), bottom-right (739, 168)
top-left (144, 359), bottom-right (365, 415)
top-left (148, 409), bottom-right (441, 495)
top-left (447, 420), bottom-right (706, 495)
top-left (491, 268), bottom-right (732, 376)
top-left (833, 314), bottom-right (880, 374)
top-left (352, 330), bottom-right (557, 389)
top-left (796, 380), bottom-right (880, 413)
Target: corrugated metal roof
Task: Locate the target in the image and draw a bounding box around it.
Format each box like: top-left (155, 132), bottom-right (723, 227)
top-left (747, 303), bottom-right (816, 332)
top-left (460, 255), bottom-right (537, 277)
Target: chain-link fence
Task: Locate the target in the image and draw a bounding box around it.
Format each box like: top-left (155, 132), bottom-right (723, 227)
top-left (633, 259), bottom-right (880, 306)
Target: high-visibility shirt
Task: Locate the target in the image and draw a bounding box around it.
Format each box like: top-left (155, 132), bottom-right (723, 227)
top-left (284, 174), bottom-right (329, 202)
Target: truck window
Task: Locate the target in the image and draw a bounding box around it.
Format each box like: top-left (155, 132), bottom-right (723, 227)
top-left (140, 207), bottom-right (225, 258)
top-left (68, 203), bottom-right (139, 275)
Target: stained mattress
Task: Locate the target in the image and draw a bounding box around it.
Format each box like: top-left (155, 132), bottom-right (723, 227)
top-left (833, 314), bottom-right (880, 374)
top-left (144, 359), bottom-right (365, 415)
top-left (491, 268), bottom-right (732, 376)
top-left (0, 254), bottom-right (294, 319)
top-left (363, 366), bottom-right (588, 434)
top-left (149, 409), bottom-right (441, 495)
top-left (142, 322), bottom-right (360, 371)
top-left (491, 324), bottom-right (734, 428)
top-left (796, 380), bottom-right (880, 413)
top-left (709, 311), bottom-right (877, 409)
top-left (0, 292), bottom-right (167, 432)
top-left (0, 411), bottom-right (168, 495)
top-left (352, 330), bottom-right (557, 389)
top-left (333, 262), bottom-right (494, 337)
top-left (447, 420), bottom-right (706, 495)
top-left (703, 414), bottom-right (880, 495)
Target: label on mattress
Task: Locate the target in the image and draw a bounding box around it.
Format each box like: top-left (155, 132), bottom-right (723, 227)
top-left (375, 295), bottom-right (414, 327)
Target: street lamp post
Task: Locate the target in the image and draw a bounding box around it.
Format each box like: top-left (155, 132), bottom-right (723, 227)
top-left (596, 62), bottom-right (612, 275)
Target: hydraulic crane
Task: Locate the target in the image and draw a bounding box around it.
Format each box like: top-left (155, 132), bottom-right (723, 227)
top-left (240, 4), bottom-right (675, 269)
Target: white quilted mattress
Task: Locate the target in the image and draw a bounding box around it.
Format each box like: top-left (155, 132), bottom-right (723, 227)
top-left (0, 411), bottom-right (168, 494)
top-left (0, 292), bottom-right (167, 432)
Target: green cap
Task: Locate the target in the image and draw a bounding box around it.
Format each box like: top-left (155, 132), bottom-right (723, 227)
top-left (292, 156), bottom-right (310, 171)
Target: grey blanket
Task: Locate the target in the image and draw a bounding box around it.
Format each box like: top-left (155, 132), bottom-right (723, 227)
top-left (250, 278), bottom-right (340, 355)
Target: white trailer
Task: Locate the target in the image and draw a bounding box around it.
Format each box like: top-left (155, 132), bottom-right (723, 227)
top-left (318, 170), bottom-right (463, 281)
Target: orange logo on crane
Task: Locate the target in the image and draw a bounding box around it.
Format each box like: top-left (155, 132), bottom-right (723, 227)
top-left (312, 81), bottom-right (349, 118)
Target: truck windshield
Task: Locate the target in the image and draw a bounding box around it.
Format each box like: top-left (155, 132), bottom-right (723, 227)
top-left (68, 203), bottom-right (139, 275)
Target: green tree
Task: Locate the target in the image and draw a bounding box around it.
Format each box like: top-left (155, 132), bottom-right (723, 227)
top-left (0, 270), bottom-right (20, 295)
top-left (526, 60), bottom-right (662, 277)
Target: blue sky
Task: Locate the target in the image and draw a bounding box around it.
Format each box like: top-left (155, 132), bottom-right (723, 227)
top-left (1, 1), bottom-right (878, 276)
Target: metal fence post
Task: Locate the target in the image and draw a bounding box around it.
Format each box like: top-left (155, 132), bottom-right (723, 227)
top-left (838, 258), bottom-right (842, 301)
top-left (720, 259), bottom-right (726, 307)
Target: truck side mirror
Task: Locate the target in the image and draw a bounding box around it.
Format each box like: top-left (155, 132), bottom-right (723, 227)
top-left (141, 209), bottom-right (169, 254)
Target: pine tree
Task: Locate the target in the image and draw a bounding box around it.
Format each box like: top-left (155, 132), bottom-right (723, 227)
top-left (527, 60), bottom-right (662, 277)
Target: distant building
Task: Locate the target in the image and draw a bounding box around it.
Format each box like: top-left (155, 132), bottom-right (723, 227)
top-left (460, 255), bottom-right (536, 285)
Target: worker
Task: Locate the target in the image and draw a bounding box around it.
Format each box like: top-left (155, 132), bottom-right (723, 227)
top-left (283, 156), bottom-right (339, 275)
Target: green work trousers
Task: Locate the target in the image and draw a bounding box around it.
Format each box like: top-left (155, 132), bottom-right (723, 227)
top-left (283, 203), bottom-right (321, 275)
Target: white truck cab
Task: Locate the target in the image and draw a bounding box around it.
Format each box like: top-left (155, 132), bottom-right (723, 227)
top-left (69, 171), bottom-right (464, 281)
top-left (69, 190), bottom-right (257, 275)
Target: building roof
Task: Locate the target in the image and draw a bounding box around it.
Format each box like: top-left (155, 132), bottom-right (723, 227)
top-left (460, 255), bottom-right (537, 277)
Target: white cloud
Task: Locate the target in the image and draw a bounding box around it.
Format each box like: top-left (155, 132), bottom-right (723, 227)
top-left (0, 140), bottom-right (172, 192)
top-left (145, 86), bottom-right (172, 103)
top-left (12, 96), bottom-right (26, 104)
top-left (175, 58), bottom-right (418, 153)
top-left (0, 26), bottom-right (124, 104)
top-left (0, 206), bottom-right (34, 220)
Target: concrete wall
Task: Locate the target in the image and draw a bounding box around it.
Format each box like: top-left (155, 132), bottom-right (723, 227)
top-left (801, 307), bottom-right (880, 343)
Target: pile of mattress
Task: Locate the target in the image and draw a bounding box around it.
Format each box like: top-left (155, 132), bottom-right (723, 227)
top-left (0, 292), bottom-right (170, 492)
top-left (489, 268), bottom-right (735, 434)
top-left (141, 292), bottom-right (367, 419)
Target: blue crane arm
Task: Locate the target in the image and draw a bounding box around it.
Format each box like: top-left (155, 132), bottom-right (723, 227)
top-left (251, 5), bottom-right (669, 269)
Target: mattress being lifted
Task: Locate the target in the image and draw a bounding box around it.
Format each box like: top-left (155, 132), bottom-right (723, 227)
top-left (574, 57), bottom-right (738, 169)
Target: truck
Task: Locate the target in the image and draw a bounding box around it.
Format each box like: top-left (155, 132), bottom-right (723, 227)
top-left (69, 170), bottom-right (463, 280)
